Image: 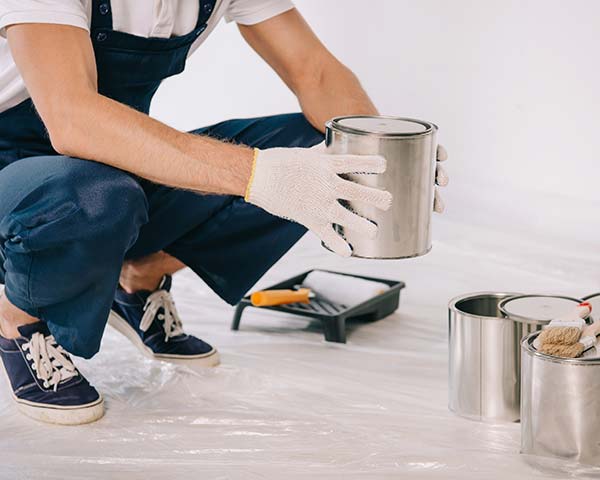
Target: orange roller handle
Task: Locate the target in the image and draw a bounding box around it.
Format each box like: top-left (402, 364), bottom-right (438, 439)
top-left (251, 288), bottom-right (311, 307)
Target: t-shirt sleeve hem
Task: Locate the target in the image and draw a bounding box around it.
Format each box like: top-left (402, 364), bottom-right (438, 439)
top-left (0, 11), bottom-right (89, 37)
top-left (225, 3), bottom-right (295, 26)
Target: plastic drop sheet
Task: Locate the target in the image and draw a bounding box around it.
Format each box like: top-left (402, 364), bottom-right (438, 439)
top-left (0, 186), bottom-right (599, 480)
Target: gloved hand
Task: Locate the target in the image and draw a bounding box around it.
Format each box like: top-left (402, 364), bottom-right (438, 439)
top-left (313, 142), bottom-right (449, 213)
top-left (434, 145), bottom-right (449, 213)
top-left (245, 146), bottom-right (392, 257)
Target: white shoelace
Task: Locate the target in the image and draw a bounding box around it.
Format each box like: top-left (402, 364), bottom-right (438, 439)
top-left (22, 332), bottom-right (78, 391)
top-left (140, 290), bottom-right (184, 342)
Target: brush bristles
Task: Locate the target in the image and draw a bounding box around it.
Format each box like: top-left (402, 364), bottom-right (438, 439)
top-left (538, 327), bottom-right (582, 346)
top-left (540, 342), bottom-right (584, 358)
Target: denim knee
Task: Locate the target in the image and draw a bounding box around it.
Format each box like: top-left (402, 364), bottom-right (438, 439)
top-left (57, 159), bottom-right (149, 247)
top-left (2, 157), bottom-right (148, 251)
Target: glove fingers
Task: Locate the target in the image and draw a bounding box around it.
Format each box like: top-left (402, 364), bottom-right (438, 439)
top-left (329, 154), bottom-right (387, 174)
top-left (436, 164), bottom-right (449, 187)
top-left (437, 144), bottom-right (448, 162)
top-left (335, 205), bottom-right (378, 239)
top-left (336, 178), bottom-right (392, 211)
top-left (318, 225), bottom-right (352, 257)
top-left (433, 188), bottom-right (445, 213)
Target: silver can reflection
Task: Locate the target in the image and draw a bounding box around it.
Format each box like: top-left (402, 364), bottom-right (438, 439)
top-left (325, 115), bottom-right (437, 259)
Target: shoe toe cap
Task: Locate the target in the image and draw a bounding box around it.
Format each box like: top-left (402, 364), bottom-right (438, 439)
top-left (17, 378), bottom-right (101, 408)
top-left (160, 334), bottom-right (215, 356)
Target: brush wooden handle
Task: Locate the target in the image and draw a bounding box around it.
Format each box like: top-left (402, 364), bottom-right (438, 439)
top-left (582, 321), bottom-right (600, 339)
top-left (251, 288), bottom-right (311, 307)
top-left (554, 302), bottom-right (592, 323)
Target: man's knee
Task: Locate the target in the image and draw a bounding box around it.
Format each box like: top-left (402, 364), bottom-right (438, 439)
top-left (57, 158), bottom-right (148, 231)
top-left (0, 156), bottom-right (148, 245)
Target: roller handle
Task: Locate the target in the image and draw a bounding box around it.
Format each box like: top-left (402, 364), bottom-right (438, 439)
top-left (250, 288), bottom-right (311, 307)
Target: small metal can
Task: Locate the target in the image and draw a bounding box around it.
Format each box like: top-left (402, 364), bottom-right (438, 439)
top-left (521, 332), bottom-right (600, 466)
top-left (325, 115), bottom-right (437, 259)
top-left (448, 292), bottom-right (522, 423)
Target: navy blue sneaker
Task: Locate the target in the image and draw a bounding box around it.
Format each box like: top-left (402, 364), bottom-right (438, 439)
top-left (109, 276), bottom-right (219, 366)
top-left (0, 321), bottom-right (104, 425)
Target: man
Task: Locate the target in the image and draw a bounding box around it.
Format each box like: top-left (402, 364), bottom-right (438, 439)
top-left (0, 0), bottom-right (447, 425)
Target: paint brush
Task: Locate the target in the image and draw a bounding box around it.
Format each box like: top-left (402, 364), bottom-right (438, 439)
top-left (540, 320), bottom-right (600, 358)
top-left (537, 302), bottom-right (592, 345)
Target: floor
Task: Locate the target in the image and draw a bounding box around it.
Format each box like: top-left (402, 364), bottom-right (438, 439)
top-left (0, 187), bottom-right (598, 479)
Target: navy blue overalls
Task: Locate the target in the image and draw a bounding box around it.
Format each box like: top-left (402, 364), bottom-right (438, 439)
top-left (0, 0), bottom-right (323, 358)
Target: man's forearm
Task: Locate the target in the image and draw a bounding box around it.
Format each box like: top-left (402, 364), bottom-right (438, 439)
top-left (7, 23), bottom-right (253, 197)
top-left (56, 93), bottom-right (253, 196)
top-left (296, 59), bottom-right (378, 132)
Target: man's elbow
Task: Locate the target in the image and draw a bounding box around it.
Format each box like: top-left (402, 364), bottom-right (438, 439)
top-left (292, 53), bottom-right (353, 95)
top-left (41, 95), bottom-right (93, 157)
top-left (48, 127), bottom-right (75, 156)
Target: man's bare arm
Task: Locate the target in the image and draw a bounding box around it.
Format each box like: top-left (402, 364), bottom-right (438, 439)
top-left (6, 23), bottom-right (253, 195)
top-left (239, 9), bottom-right (378, 132)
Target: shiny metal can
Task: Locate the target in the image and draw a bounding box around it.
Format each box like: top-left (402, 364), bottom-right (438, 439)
top-left (449, 293), bottom-right (587, 423)
top-left (448, 292), bottom-right (523, 423)
top-left (325, 115), bottom-right (437, 259)
top-left (521, 332), bottom-right (600, 466)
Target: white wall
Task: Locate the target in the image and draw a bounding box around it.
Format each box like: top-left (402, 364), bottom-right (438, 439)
top-left (152, 0), bottom-right (600, 233)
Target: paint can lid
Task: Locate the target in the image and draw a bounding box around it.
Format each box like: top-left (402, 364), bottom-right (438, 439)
top-left (499, 294), bottom-right (586, 324)
top-left (328, 115), bottom-right (436, 137)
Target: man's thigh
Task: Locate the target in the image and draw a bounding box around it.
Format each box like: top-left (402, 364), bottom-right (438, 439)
top-left (190, 112), bottom-right (324, 149)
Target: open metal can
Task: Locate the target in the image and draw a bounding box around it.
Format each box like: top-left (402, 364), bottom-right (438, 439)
top-left (448, 292), bottom-right (523, 422)
top-left (325, 116), bottom-right (437, 259)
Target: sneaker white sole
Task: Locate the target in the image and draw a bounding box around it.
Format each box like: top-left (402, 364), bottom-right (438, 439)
top-left (108, 311), bottom-right (220, 367)
top-left (0, 359), bottom-right (104, 426)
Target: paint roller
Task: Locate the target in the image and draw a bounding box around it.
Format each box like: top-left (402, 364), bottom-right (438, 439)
top-left (250, 271), bottom-right (390, 307)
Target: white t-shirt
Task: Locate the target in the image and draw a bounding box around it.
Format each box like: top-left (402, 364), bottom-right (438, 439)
top-left (0, 0), bottom-right (294, 113)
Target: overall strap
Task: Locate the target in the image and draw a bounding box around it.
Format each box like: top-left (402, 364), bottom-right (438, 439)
top-left (91, 0), bottom-right (215, 35)
top-left (196, 0), bottom-right (217, 29)
top-left (91, 0), bottom-right (114, 31)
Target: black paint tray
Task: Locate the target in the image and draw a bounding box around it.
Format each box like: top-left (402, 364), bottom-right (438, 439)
top-left (231, 269), bottom-right (405, 343)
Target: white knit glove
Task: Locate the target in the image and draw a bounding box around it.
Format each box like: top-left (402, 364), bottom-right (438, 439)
top-left (245, 145), bottom-right (392, 257)
top-left (434, 145), bottom-right (449, 213)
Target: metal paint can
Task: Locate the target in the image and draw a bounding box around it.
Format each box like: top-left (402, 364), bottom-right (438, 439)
top-left (521, 331), bottom-right (600, 466)
top-left (447, 293), bottom-right (586, 422)
top-left (448, 292), bottom-right (523, 423)
top-left (325, 116), bottom-right (437, 259)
